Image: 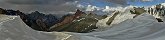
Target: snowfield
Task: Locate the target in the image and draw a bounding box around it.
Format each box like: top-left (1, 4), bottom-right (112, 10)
top-left (1, 12), bottom-right (165, 40)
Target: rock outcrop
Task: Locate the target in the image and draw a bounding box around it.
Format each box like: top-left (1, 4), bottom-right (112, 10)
top-left (130, 7), bottom-right (146, 18)
top-left (0, 8), bottom-right (21, 15)
top-left (106, 11), bottom-right (120, 25)
top-left (0, 8), bottom-right (7, 14)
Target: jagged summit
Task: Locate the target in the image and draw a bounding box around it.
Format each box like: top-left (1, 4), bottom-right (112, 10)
top-left (0, 8), bottom-right (23, 15)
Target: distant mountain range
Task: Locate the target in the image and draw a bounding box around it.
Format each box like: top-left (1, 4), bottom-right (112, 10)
top-left (0, 3), bottom-right (165, 33)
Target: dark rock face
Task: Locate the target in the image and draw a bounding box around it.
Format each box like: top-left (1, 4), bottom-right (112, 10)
top-left (6, 10), bottom-right (18, 15)
top-left (0, 9), bottom-right (60, 31)
top-left (0, 8), bottom-right (7, 14)
top-left (25, 11), bottom-right (60, 31)
top-left (0, 8), bottom-right (20, 15)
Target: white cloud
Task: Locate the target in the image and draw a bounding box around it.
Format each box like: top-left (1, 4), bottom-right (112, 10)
top-left (141, 0), bottom-right (153, 2)
top-left (102, 6), bottom-right (111, 12)
top-left (85, 5), bottom-right (97, 11)
top-left (102, 6), bottom-right (123, 13)
top-left (77, 4), bottom-right (84, 8)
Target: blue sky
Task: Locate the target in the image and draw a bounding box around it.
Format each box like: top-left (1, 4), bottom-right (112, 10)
top-left (128, 0), bottom-right (165, 6)
top-left (79, 0), bottom-right (165, 7)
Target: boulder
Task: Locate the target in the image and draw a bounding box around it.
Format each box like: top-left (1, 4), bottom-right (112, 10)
top-left (156, 18), bottom-right (163, 22)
